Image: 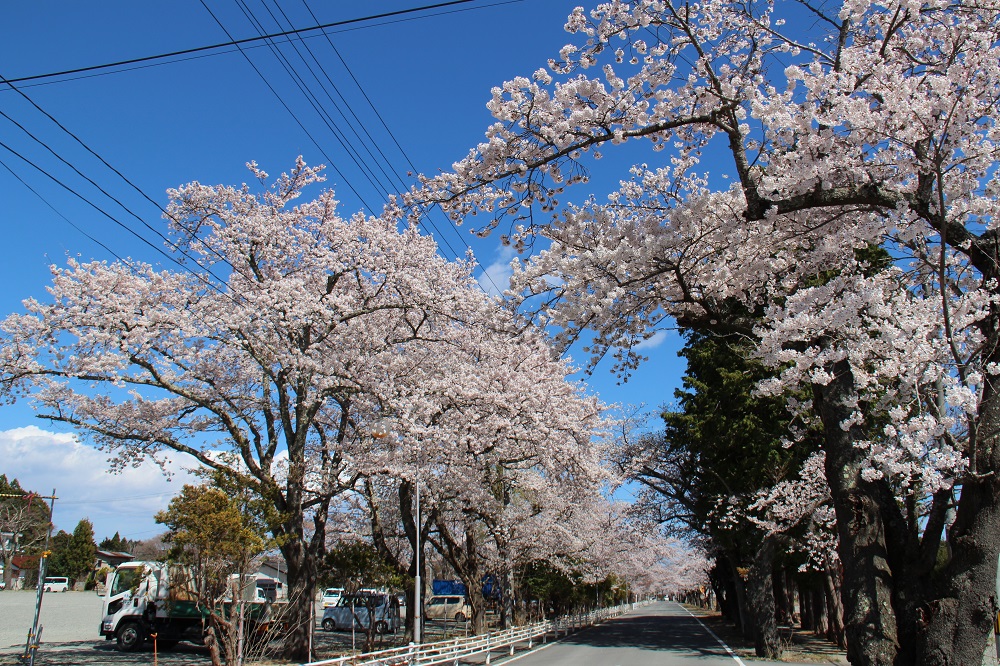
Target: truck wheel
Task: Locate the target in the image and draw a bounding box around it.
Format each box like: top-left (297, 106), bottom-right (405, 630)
top-left (322, 618), bottom-right (336, 632)
top-left (454, 612), bottom-right (467, 623)
top-left (374, 620), bottom-right (389, 634)
top-left (116, 622), bottom-right (146, 652)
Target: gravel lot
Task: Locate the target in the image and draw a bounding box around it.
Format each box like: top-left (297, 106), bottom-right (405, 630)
top-left (0, 590), bottom-right (468, 665)
top-left (0, 590), bottom-right (105, 651)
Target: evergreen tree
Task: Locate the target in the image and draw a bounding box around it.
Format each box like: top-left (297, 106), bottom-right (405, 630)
top-left (62, 519), bottom-right (96, 584)
top-left (46, 530), bottom-right (73, 577)
top-left (98, 531), bottom-right (136, 553)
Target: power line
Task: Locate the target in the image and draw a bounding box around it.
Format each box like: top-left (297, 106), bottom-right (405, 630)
top-left (225, 0), bottom-right (503, 289)
top-left (0, 157), bottom-right (128, 265)
top-left (0, 105), bottom-right (231, 288)
top-left (200, 0), bottom-right (388, 216)
top-left (298, 0), bottom-right (505, 291)
top-left (2, 0), bottom-right (517, 292)
top-left (1, 0), bottom-right (481, 86)
top-left (59, 491), bottom-right (177, 505)
top-left (3, 0), bottom-right (513, 294)
top-left (229, 0), bottom-right (472, 264)
top-left (0, 137), bottom-right (202, 278)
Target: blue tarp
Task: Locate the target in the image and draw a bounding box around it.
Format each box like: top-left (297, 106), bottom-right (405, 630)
top-left (432, 579), bottom-right (467, 596)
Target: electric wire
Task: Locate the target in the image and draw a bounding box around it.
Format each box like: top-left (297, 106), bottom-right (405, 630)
top-left (0, 1), bottom-right (482, 86)
top-left (3, 0), bottom-right (513, 294)
top-left (242, 0), bottom-right (402, 201)
top-left (0, 106), bottom-right (231, 288)
top-left (223, 0), bottom-right (393, 202)
top-left (2, 0), bottom-right (525, 93)
top-left (1, 0), bottom-right (518, 292)
top-left (59, 491), bottom-right (177, 505)
top-left (198, 0), bottom-right (378, 213)
top-left (0, 156), bottom-right (127, 265)
top-left (0, 137), bottom-right (229, 297)
top-left (269, 0), bottom-right (481, 270)
top-left (0, 73), bottom-right (239, 273)
top-left (238, 0), bottom-right (499, 288)
top-left (297, 0), bottom-right (506, 292)
top-left (234, 0), bottom-right (470, 263)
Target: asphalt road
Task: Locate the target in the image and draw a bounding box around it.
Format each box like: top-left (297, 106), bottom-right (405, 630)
top-left (498, 601), bottom-right (811, 666)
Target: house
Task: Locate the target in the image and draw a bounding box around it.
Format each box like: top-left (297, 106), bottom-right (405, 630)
top-left (256, 556), bottom-right (287, 600)
top-left (94, 550), bottom-right (133, 571)
top-left (9, 555), bottom-right (36, 590)
top-left (93, 550), bottom-right (133, 594)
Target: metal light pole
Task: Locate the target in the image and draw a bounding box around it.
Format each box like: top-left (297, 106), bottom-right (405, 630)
top-left (371, 419), bottom-right (422, 643)
top-left (15, 488), bottom-right (57, 666)
top-left (414, 469), bottom-right (422, 644)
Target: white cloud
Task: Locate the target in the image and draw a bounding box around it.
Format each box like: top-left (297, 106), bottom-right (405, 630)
top-left (477, 246), bottom-right (518, 298)
top-left (634, 330), bottom-right (669, 351)
top-left (0, 426), bottom-right (201, 542)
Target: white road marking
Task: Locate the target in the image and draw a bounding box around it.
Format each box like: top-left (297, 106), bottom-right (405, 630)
top-left (680, 605), bottom-right (748, 666)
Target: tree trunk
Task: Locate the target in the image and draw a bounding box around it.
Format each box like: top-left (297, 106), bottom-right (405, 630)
top-left (915, 310), bottom-right (1000, 665)
top-left (2, 553), bottom-right (13, 590)
top-left (814, 585), bottom-right (829, 638)
top-left (800, 584), bottom-right (814, 631)
top-left (727, 556), bottom-right (752, 639)
top-left (917, 476), bottom-right (1000, 665)
top-left (713, 556), bottom-right (741, 628)
top-left (747, 536), bottom-right (781, 659)
top-left (279, 531), bottom-right (320, 662)
top-left (824, 563), bottom-right (847, 649)
top-left (814, 359), bottom-right (900, 666)
top-left (773, 567), bottom-right (791, 625)
top-left (501, 566), bottom-right (516, 629)
top-left (467, 577), bottom-right (488, 635)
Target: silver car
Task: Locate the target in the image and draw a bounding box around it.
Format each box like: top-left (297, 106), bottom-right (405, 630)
top-left (321, 593), bottom-right (401, 633)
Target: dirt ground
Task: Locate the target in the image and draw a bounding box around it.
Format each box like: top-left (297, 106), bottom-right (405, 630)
top-left (683, 606), bottom-right (848, 664)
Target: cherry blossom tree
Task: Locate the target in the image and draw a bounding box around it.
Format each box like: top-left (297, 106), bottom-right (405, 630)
top-left (0, 159), bottom-right (515, 660)
top-left (357, 319), bottom-right (608, 634)
top-left (565, 497), bottom-right (708, 602)
top-left (411, 3), bottom-right (1000, 664)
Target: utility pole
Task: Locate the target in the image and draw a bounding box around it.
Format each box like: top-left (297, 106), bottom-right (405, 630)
top-left (3, 489), bottom-right (57, 666)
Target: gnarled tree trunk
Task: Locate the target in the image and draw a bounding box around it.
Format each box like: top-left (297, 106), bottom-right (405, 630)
top-left (747, 536), bottom-right (780, 659)
top-left (815, 358), bottom-right (899, 666)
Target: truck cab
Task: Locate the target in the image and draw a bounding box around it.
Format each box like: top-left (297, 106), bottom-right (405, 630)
top-left (100, 562), bottom-right (204, 651)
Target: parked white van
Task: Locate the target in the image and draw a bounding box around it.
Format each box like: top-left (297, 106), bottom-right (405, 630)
top-left (322, 587), bottom-right (345, 608)
top-left (43, 576), bottom-right (69, 592)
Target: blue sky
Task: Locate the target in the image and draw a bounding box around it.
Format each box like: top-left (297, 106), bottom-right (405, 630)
top-left (0, 0), bottom-right (683, 540)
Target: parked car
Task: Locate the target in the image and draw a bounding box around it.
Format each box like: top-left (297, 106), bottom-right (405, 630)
top-left (321, 593), bottom-right (401, 633)
top-left (322, 587), bottom-right (345, 608)
top-left (42, 576), bottom-right (69, 592)
top-left (425, 595), bottom-right (471, 622)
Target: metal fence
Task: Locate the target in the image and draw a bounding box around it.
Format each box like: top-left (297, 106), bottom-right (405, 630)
top-left (304, 603), bottom-right (639, 666)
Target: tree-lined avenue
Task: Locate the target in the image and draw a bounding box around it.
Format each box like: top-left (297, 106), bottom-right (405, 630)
top-left (501, 601), bottom-right (807, 666)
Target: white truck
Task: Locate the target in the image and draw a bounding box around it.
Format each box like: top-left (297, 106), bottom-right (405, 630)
top-left (99, 561), bottom-right (271, 651)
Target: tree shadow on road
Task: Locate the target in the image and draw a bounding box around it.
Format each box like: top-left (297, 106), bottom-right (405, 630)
top-left (557, 613), bottom-right (730, 656)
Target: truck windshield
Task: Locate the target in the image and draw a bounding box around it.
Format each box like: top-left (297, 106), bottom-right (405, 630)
top-left (110, 568), bottom-right (143, 597)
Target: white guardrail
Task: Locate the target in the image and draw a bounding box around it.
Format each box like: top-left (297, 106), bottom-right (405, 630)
top-left (304, 602), bottom-right (644, 666)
